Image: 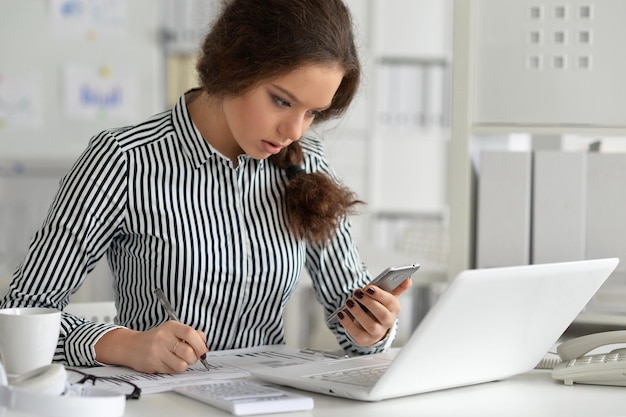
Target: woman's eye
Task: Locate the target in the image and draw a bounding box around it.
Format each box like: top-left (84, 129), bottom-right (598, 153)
top-left (273, 96), bottom-right (291, 107)
top-left (308, 110), bottom-right (322, 118)
top-left (272, 94), bottom-right (321, 118)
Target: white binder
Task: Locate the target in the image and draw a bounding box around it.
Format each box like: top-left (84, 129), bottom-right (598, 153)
top-left (532, 151), bottom-right (587, 264)
top-left (476, 150), bottom-right (532, 268)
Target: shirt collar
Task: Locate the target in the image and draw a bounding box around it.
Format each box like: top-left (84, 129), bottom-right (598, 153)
top-left (171, 89), bottom-right (216, 169)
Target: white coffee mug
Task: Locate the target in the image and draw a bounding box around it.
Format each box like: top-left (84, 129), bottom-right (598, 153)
top-left (0, 307), bottom-right (61, 376)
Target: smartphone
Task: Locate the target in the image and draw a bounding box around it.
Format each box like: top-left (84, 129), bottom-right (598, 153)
top-left (326, 263), bottom-right (420, 324)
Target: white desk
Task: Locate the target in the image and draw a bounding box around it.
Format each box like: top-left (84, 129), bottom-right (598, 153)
top-left (4, 370), bottom-right (626, 417)
top-left (122, 370), bottom-right (625, 417)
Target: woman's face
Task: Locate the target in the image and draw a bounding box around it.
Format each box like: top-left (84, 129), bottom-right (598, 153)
top-left (221, 63), bottom-right (345, 161)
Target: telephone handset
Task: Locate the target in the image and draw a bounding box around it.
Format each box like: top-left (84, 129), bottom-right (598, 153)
top-left (551, 330), bottom-right (626, 387)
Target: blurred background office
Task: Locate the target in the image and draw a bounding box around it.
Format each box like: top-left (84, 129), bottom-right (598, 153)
top-left (2, 0), bottom-right (626, 349)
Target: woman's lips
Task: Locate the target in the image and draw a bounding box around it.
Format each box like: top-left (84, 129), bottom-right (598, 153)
top-left (261, 140), bottom-right (283, 154)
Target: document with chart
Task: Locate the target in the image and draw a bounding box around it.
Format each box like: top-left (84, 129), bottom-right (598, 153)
top-left (80, 345), bottom-right (333, 394)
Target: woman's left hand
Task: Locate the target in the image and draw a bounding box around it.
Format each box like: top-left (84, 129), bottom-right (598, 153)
top-left (337, 278), bottom-right (413, 347)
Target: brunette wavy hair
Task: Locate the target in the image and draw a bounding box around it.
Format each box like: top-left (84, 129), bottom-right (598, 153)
top-left (196, 0), bottom-right (363, 243)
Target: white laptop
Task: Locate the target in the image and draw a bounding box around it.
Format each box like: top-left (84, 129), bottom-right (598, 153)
top-left (251, 258), bottom-right (619, 401)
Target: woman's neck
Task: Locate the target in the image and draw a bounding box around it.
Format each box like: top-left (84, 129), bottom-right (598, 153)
top-left (186, 90), bottom-right (241, 165)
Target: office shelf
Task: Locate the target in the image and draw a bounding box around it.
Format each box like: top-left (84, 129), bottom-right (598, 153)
top-left (324, 0), bottom-right (454, 269)
top-left (449, 0), bottom-right (626, 325)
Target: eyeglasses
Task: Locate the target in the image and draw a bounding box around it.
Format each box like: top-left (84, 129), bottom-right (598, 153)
top-left (66, 368), bottom-right (142, 400)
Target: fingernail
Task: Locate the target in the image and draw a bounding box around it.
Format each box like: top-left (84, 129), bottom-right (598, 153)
top-left (355, 290), bottom-right (364, 299)
top-left (346, 299), bottom-right (355, 308)
top-left (337, 311), bottom-right (345, 320)
top-left (366, 287), bottom-right (375, 295)
top-left (201, 353), bottom-right (207, 360)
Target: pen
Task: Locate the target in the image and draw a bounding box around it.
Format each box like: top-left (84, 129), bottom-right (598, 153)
top-left (153, 287), bottom-right (216, 371)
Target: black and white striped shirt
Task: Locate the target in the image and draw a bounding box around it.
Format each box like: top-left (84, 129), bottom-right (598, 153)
top-left (2, 92), bottom-right (394, 366)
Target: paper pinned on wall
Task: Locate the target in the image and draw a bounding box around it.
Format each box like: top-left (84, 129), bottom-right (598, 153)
top-left (62, 63), bottom-right (140, 122)
top-left (0, 74), bottom-right (44, 131)
top-left (49, 0), bottom-right (127, 40)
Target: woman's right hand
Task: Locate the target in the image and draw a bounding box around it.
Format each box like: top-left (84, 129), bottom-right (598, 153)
top-left (95, 320), bottom-right (209, 374)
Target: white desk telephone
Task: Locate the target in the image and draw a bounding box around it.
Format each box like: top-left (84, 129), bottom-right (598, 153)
top-left (551, 330), bottom-right (626, 387)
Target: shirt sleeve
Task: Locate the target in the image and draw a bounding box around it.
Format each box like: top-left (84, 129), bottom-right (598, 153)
top-left (305, 215), bottom-right (397, 355)
top-left (300, 139), bottom-right (398, 354)
top-left (0, 131), bottom-right (129, 366)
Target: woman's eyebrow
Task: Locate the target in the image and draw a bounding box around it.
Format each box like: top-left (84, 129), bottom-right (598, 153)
top-left (271, 84), bottom-right (332, 111)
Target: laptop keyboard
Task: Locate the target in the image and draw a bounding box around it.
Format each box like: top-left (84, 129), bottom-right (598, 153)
top-left (308, 365), bottom-right (388, 387)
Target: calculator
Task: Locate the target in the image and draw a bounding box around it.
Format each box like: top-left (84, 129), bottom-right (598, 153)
top-left (174, 380), bottom-right (314, 415)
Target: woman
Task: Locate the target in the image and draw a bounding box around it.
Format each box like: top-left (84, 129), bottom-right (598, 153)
top-left (1, 0), bottom-right (412, 374)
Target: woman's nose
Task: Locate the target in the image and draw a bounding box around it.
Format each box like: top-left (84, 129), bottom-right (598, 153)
top-left (279, 114), bottom-right (308, 141)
